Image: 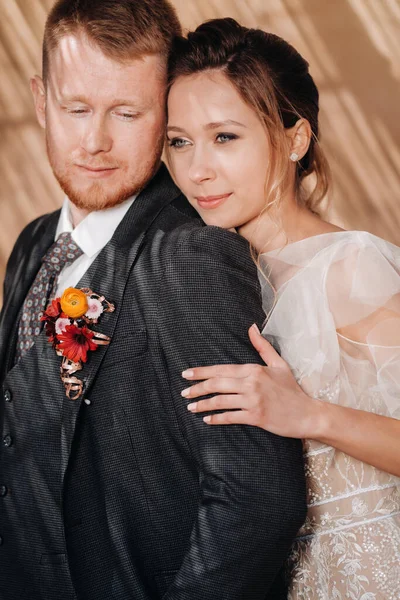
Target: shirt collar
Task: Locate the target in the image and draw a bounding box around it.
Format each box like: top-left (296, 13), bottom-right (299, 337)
top-left (55, 195), bottom-right (136, 258)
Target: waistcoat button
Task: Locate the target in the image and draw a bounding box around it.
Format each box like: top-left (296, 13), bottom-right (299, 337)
top-left (0, 485), bottom-right (8, 497)
top-left (3, 435), bottom-right (13, 448)
top-left (4, 390), bottom-right (12, 403)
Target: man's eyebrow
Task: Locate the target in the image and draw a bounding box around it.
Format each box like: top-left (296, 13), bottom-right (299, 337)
top-left (109, 98), bottom-right (141, 107)
top-left (59, 94), bottom-right (139, 106)
top-left (167, 120), bottom-right (247, 133)
top-left (59, 94), bottom-right (89, 103)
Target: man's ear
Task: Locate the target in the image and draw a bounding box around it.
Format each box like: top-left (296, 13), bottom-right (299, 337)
top-left (287, 118), bottom-right (312, 161)
top-left (30, 75), bottom-right (46, 129)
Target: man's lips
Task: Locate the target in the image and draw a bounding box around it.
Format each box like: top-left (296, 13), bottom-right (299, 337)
top-left (195, 193), bottom-right (232, 209)
top-left (75, 164), bottom-right (119, 177)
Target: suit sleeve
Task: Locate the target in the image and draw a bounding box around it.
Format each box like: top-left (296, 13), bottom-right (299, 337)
top-left (2, 226), bottom-right (26, 303)
top-left (157, 226), bottom-right (307, 600)
top-left (1, 216), bottom-right (49, 305)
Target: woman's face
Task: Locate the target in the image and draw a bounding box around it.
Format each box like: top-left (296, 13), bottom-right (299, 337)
top-left (167, 70), bottom-right (272, 229)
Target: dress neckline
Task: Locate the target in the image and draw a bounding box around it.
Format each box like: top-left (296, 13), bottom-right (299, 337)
top-left (262, 230), bottom-right (380, 257)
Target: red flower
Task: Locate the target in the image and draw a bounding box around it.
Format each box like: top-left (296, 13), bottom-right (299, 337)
top-left (57, 325), bottom-right (98, 363)
top-left (42, 298), bottom-right (62, 320)
top-left (44, 320), bottom-right (57, 346)
top-left (41, 298), bottom-right (65, 346)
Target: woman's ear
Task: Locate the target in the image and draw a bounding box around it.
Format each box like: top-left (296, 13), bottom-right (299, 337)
top-left (287, 118), bottom-right (312, 161)
top-left (30, 75), bottom-right (46, 129)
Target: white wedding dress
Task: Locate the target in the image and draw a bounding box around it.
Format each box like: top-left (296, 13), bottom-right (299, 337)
top-left (260, 231), bottom-right (400, 600)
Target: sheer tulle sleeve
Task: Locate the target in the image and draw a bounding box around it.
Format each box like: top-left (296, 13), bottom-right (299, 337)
top-left (260, 231), bottom-right (400, 418)
top-left (327, 239), bottom-right (400, 419)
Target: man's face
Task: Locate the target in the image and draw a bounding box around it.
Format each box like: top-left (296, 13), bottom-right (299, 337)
top-left (32, 34), bottom-right (166, 211)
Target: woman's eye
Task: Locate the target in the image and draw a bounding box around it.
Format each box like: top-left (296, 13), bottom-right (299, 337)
top-left (168, 138), bottom-right (191, 149)
top-left (216, 133), bottom-right (238, 144)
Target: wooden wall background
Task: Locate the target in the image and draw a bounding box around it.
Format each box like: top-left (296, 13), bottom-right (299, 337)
top-left (1, 0), bottom-right (400, 303)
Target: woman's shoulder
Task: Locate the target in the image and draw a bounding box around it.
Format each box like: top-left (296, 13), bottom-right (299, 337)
top-left (261, 229), bottom-right (400, 392)
top-left (262, 230), bottom-right (400, 286)
top-left (321, 230), bottom-right (400, 260)
top-left (267, 229), bottom-right (398, 258)
top-left (261, 229), bottom-right (400, 330)
top-left (262, 229), bottom-right (400, 340)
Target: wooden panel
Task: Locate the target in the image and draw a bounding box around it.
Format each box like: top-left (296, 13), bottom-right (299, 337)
top-left (1, 0), bottom-right (399, 303)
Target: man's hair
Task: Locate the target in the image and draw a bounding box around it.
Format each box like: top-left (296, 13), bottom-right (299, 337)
top-left (43, 0), bottom-right (182, 81)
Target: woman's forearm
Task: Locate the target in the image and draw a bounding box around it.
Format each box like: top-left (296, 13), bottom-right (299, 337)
top-left (313, 400), bottom-right (400, 477)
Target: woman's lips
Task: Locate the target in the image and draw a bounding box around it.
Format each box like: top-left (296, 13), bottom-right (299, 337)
top-left (195, 193), bottom-right (232, 209)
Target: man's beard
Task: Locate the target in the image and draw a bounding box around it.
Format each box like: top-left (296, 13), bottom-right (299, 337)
top-left (46, 134), bottom-right (164, 212)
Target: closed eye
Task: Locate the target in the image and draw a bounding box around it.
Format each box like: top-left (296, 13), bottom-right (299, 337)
top-left (113, 112), bottom-right (141, 121)
top-left (67, 108), bottom-right (88, 115)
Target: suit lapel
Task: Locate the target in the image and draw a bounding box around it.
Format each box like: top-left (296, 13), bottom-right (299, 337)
top-left (59, 164), bottom-right (182, 477)
top-left (0, 212), bottom-right (59, 378)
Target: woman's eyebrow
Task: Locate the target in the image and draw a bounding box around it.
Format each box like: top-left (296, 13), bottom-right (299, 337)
top-left (167, 119), bottom-right (247, 133)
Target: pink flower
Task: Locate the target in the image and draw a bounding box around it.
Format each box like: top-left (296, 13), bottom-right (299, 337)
top-left (55, 317), bottom-right (71, 335)
top-left (85, 297), bottom-right (104, 320)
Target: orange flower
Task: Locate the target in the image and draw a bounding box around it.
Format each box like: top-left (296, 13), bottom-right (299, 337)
top-left (60, 287), bottom-right (88, 319)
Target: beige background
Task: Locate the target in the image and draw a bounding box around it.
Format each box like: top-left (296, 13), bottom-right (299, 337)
top-left (1, 0), bottom-right (400, 302)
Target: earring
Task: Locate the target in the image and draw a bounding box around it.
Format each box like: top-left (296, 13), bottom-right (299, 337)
top-left (289, 152), bottom-right (299, 162)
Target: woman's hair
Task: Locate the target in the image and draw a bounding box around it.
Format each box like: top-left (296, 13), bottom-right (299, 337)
top-left (43, 0), bottom-right (182, 83)
top-left (168, 18), bottom-right (331, 218)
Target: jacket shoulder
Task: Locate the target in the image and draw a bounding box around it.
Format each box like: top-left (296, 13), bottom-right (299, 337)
top-left (15, 211), bottom-right (60, 247)
top-left (159, 223), bottom-right (257, 275)
top-left (3, 210), bottom-right (60, 297)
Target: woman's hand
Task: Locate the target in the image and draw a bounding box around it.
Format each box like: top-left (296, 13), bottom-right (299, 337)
top-left (181, 324), bottom-right (400, 476)
top-left (181, 324), bottom-right (324, 439)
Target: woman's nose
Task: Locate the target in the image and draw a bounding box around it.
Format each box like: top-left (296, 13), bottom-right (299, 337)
top-left (188, 151), bottom-right (216, 185)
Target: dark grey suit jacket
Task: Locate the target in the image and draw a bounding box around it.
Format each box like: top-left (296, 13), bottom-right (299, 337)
top-left (0, 165), bottom-right (306, 600)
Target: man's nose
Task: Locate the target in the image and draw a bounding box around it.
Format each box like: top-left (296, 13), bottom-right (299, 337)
top-left (80, 115), bottom-right (112, 155)
top-left (188, 149), bottom-right (216, 185)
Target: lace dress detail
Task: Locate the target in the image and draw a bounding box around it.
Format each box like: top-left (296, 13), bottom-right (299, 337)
top-left (260, 231), bottom-right (400, 600)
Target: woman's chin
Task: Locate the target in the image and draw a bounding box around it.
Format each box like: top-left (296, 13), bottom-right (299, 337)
top-left (200, 216), bottom-right (239, 230)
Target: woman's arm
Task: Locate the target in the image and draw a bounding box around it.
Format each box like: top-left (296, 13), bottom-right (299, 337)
top-left (311, 400), bottom-right (400, 476)
top-left (181, 324), bottom-right (400, 477)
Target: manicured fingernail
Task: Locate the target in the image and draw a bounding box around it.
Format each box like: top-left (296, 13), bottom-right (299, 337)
top-left (181, 387), bottom-right (190, 397)
top-left (187, 403), bottom-right (197, 412)
top-left (182, 369), bottom-right (194, 378)
top-left (251, 323), bottom-right (261, 334)
top-left (203, 416), bottom-right (211, 423)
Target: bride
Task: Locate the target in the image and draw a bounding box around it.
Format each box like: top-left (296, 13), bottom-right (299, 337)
top-left (166, 18), bottom-right (400, 599)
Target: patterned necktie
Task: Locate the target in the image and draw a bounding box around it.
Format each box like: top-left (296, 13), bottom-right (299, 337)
top-left (15, 232), bottom-right (84, 361)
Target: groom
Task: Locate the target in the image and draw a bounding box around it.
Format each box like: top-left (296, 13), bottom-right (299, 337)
top-left (0, 1), bottom-right (306, 599)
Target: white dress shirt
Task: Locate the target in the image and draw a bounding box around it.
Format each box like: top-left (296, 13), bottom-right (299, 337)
top-left (54, 195), bottom-right (136, 296)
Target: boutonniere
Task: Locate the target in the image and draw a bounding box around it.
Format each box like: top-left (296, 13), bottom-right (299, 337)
top-left (41, 287), bottom-right (115, 400)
